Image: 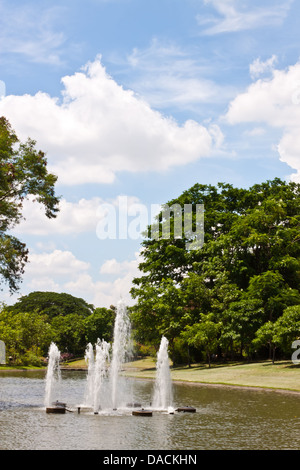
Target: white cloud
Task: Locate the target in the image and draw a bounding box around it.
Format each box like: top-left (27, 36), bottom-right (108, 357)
top-left (66, 255), bottom-right (141, 307)
top-left (12, 194), bottom-right (148, 238)
top-left (249, 55), bottom-right (278, 80)
top-left (100, 254), bottom-right (141, 276)
top-left (26, 250), bottom-right (90, 279)
top-left (18, 248), bottom-right (142, 308)
top-left (198, 0), bottom-right (292, 35)
top-left (13, 196), bottom-right (104, 236)
top-left (35, 251), bottom-right (141, 308)
top-left (224, 61), bottom-right (300, 182)
top-left (0, 56), bottom-right (222, 185)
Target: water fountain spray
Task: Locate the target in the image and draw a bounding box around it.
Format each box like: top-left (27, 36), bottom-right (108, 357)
top-left (44, 342), bottom-right (61, 408)
top-left (93, 339), bottom-right (110, 413)
top-left (109, 299), bottom-right (132, 409)
top-left (152, 336), bottom-right (173, 411)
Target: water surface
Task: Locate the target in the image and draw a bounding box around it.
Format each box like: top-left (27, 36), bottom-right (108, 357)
top-left (0, 370), bottom-right (299, 450)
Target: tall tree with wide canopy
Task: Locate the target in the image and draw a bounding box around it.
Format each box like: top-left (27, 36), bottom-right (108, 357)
top-left (130, 178), bottom-right (300, 360)
top-left (0, 117), bottom-right (60, 292)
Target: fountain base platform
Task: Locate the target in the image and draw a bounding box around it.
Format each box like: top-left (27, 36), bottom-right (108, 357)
top-left (46, 401), bottom-right (67, 414)
top-left (176, 406), bottom-right (196, 413)
top-left (132, 409), bottom-right (153, 417)
top-left (46, 406), bottom-right (66, 414)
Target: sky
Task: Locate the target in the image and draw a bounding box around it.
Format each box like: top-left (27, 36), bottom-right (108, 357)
top-left (0, 0), bottom-right (300, 308)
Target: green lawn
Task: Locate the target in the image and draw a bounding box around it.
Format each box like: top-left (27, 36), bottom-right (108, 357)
top-left (122, 358), bottom-right (300, 393)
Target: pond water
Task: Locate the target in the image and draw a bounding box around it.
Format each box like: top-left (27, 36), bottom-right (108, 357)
top-left (0, 370), bottom-right (299, 450)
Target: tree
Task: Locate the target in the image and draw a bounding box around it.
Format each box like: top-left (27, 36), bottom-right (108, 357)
top-left (131, 278), bottom-right (186, 362)
top-left (0, 307), bottom-right (52, 363)
top-left (219, 297), bottom-right (264, 359)
top-left (9, 291), bottom-right (94, 318)
top-left (6, 292), bottom-right (96, 358)
top-left (84, 307), bottom-right (115, 344)
top-left (246, 271), bottom-right (300, 323)
top-left (252, 321), bottom-right (281, 364)
top-left (0, 117), bottom-right (60, 292)
top-left (181, 314), bottom-right (221, 367)
top-left (271, 305), bottom-right (300, 357)
top-left (131, 178), bottom-right (300, 361)
top-left (51, 313), bottom-right (87, 356)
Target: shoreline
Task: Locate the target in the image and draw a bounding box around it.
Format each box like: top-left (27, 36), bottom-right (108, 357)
top-left (2, 358), bottom-right (300, 396)
top-left (122, 372), bottom-right (300, 396)
top-left (171, 379), bottom-right (300, 395)
top-left (121, 358), bottom-right (300, 395)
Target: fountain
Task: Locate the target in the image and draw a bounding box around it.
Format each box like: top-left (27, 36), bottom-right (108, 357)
top-left (43, 302), bottom-right (196, 416)
top-left (83, 342), bottom-right (95, 408)
top-left (152, 336), bottom-right (174, 412)
top-left (93, 339), bottom-right (110, 413)
top-left (81, 299), bottom-right (133, 413)
top-left (109, 299), bottom-right (132, 410)
top-left (44, 342), bottom-right (64, 413)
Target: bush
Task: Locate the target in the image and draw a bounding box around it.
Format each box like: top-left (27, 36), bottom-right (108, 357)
top-left (22, 348), bottom-right (43, 367)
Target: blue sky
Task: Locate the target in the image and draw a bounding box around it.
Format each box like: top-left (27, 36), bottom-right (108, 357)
top-left (1, 0), bottom-right (300, 307)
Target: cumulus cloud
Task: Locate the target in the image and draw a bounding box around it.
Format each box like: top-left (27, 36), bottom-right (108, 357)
top-left (12, 194), bottom-right (148, 238)
top-left (26, 249), bottom-right (90, 279)
top-left (0, 56), bottom-right (222, 185)
top-left (12, 196), bottom-right (103, 236)
top-left (66, 252), bottom-right (142, 307)
top-left (224, 61), bottom-right (300, 182)
top-left (22, 248), bottom-right (142, 308)
top-left (100, 254), bottom-right (142, 276)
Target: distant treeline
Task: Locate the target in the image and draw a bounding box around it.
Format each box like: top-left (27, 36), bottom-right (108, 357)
top-left (0, 292), bottom-right (115, 365)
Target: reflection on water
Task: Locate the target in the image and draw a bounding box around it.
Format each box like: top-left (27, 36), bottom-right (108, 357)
top-left (0, 370), bottom-right (300, 450)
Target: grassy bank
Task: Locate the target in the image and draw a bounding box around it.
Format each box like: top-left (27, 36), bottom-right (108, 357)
top-left (122, 358), bottom-right (300, 393)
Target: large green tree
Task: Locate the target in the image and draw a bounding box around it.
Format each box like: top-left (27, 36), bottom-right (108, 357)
top-left (131, 178), bottom-right (300, 361)
top-left (9, 291), bottom-right (95, 319)
top-left (0, 117), bottom-right (60, 292)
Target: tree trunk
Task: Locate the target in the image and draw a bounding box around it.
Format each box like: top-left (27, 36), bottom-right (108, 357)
top-left (207, 351), bottom-right (211, 368)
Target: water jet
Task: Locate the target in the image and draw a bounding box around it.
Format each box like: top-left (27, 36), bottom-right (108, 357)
top-left (44, 343), bottom-right (62, 412)
top-left (152, 336), bottom-right (173, 411)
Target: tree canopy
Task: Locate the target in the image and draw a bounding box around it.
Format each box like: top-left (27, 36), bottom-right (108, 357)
top-left (0, 292), bottom-right (115, 363)
top-left (130, 178), bottom-right (300, 363)
top-left (9, 291), bottom-right (95, 319)
top-left (0, 117), bottom-right (60, 292)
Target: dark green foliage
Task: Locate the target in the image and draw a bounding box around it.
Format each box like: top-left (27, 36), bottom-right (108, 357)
top-left (0, 117), bottom-right (60, 293)
top-left (1, 292), bottom-right (116, 362)
top-left (131, 178), bottom-right (300, 363)
top-left (9, 291), bottom-right (95, 319)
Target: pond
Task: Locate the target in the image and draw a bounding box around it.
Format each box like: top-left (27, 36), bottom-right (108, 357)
top-left (0, 370), bottom-right (299, 450)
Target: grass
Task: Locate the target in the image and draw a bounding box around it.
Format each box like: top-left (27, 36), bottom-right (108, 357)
top-left (121, 357), bottom-right (300, 393)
